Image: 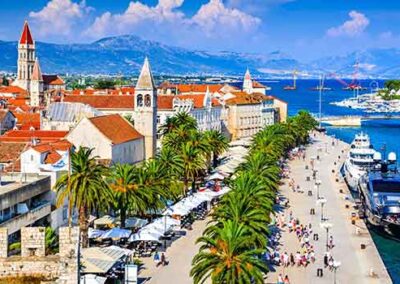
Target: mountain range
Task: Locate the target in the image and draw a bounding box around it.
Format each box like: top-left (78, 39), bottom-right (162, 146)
top-left (0, 34), bottom-right (399, 78)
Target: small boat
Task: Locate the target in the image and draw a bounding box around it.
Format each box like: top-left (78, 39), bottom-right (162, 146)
top-left (343, 133), bottom-right (376, 191)
top-left (283, 86), bottom-right (296, 90)
top-left (283, 70), bottom-right (297, 91)
top-left (358, 151), bottom-right (400, 237)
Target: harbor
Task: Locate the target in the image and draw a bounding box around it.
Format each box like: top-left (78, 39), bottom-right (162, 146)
top-left (266, 130), bottom-right (392, 283)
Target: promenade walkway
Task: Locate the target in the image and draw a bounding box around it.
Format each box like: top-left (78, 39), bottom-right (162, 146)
top-left (266, 131), bottom-right (392, 284)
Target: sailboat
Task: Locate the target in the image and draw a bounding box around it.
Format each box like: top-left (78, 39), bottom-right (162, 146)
top-left (283, 70), bottom-right (297, 90)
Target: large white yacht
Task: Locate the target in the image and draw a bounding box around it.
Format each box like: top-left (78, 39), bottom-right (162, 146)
top-left (343, 133), bottom-right (376, 191)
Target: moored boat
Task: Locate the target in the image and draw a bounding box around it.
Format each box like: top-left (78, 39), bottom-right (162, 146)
top-left (343, 133), bottom-right (376, 191)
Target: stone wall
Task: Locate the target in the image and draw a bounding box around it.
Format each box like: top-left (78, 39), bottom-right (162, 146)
top-left (0, 226), bottom-right (79, 284)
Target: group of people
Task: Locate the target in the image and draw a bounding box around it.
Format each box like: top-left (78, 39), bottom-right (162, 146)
top-left (153, 251), bottom-right (168, 267)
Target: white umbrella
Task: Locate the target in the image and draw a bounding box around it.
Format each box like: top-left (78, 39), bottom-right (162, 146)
top-left (101, 228), bottom-right (132, 239)
top-left (153, 217), bottom-right (180, 227)
top-left (122, 217), bottom-right (148, 228)
top-left (129, 231), bottom-right (161, 242)
top-left (207, 172), bottom-right (226, 180)
top-left (88, 228), bottom-right (106, 239)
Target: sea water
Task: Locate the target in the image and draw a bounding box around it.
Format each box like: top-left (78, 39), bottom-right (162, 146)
top-left (266, 79), bottom-right (400, 282)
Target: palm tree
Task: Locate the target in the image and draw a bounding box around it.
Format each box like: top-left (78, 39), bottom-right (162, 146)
top-left (180, 142), bottom-right (206, 196)
top-left (54, 147), bottom-right (110, 248)
top-left (159, 112), bottom-right (198, 136)
top-left (191, 220), bottom-right (268, 284)
top-left (108, 163), bottom-right (151, 228)
top-left (203, 130), bottom-right (229, 168)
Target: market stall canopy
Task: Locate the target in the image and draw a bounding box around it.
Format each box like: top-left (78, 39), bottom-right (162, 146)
top-left (81, 246), bottom-right (132, 274)
top-left (94, 215), bottom-right (116, 228)
top-left (88, 228), bottom-right (106, 239)
top-left (101, 227), bottom-right (132, 239)
top-left (80, 274), bottom-right (107, 284)
top-left (129, 231), bottom-right (161, 242)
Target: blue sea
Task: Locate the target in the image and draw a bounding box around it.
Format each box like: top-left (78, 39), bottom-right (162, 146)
top-left (266, 79), bottom-right (400, 282)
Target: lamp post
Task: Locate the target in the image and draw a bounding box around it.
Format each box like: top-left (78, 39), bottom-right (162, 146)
top-left (320, 222), bottom-right (333, 252)
top-left (315, 179), bottom-right (322, 199)
top-left (316, 197), bottom-right (327, 221)
top-left (333, 261), bottom-right (341, 284)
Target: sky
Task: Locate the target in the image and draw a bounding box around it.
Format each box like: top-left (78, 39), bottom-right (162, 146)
top-left (2, 0), bottom-right (400, 61)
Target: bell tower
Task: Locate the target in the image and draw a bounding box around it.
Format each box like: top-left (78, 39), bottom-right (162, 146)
top-left (134, 57), bottom-right (157, 159)
top-left (14, 21), bottom-right (35, 92)
top-left (30, 57), bottom-right (44, 107)
top-left (243, 68), bottom-right (253, 94)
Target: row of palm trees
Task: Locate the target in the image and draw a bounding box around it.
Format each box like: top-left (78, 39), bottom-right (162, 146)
top-left (54, 112), bottom-right (229, 248)
top-left (190, 111), bottom-right (317, 284)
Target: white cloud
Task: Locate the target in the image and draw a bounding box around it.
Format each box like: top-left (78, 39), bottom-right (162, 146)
top-left (29, 0), bottom-right (92, 38)
top-left (326, 11), bottom-right (369, 37)
top-left (85, 0), bottom-right (260, 43)
top-left (86, 0), bottom-right (187, 38)
top-left (192, 0), bottom-right (261, 35)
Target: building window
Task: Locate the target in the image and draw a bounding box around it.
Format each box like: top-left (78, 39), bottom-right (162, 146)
top-left (137, 94), bottom-right (143, 107)
top-left (30, 155), bottom-right (34, 161)
top-left (144, 94), bottom-right (151, 107)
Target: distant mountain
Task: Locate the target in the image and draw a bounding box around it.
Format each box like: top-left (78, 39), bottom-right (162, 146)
top-left (0, 35), bottom-right (305, 76)
top-left (0, 35), bottom-right (399, 78)
top-left (310, 49), bottom-right (400, 79)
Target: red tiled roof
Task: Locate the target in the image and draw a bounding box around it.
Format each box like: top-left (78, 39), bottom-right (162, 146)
top-left (176, 84), bottom-right (224, 93)
top-left (89, 114), bottom-right (143, 144)
top-left (12, 112), bottom-right (40, 130)
top-left (32, 139), bottom-right (72, 153)
top-left (225, 92), bottom-right (272, 106)
top-left (68, 87), bottom-right (135, 96)
top-left (43, 75), bottom-right (64, 85)
top-left (64, 95), bottom-right (134, 109)
top-left (253, 81), bottom-right (266, 88)
top-left (0, 86), bottom-right (28, 97)
top-left (0, 130), bottom-right (68, 143)
top-left (44, 151), bottom-right (62, 164)
top-left (19, 21), bottom-right (33, 45)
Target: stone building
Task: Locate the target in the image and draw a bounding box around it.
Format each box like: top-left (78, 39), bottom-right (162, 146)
top-left (67, 114), bottom-right (145, 165)
top-left (0, 226), bottom-right (79, 283)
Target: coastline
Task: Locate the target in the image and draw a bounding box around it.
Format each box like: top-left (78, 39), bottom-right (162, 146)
top-left (266, 131), bottom-right (392, 283)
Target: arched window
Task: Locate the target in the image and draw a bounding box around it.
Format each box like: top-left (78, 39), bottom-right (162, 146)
top-left (137, 94), bottom-right (143, 107)
top-left (144, 94), bottom-right (151, 107)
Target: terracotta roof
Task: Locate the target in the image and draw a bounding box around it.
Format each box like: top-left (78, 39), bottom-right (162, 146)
top-left (88, 114), bottom-right (143, 144)
top-left (0, 86), bottom-right (28, 97)
top-left (43, 75), bottom-right (64, 85)
top-left (176, 84), bottom-right (224, 94)
top-left (12, 112), bottom-right (40, 130)
top-left (225, 92), bottom-right (272, 106)
top-left (64, 95), bottom-right (134, 109)
top-left (252, 81), bottom-right (266, 88)
top-left (19, 21), bottom-right (33, 45)
top-left (32, 140), bottom-right (72, 153)
top-left (0, 130), bottom-right (68, 143)
top-left (44, 151), bottom-right (62, 164)
top-left (0, 142), bottom-right (26, 172)
top-left (157, 94), bottom-right (221, 110)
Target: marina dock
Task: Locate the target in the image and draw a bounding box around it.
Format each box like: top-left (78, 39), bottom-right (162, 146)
top-left (266, 131), bottom-right (392, 284)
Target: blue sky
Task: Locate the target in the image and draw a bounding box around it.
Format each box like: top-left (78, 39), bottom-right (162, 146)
top-left (1, 0), bottom-right (400, 60)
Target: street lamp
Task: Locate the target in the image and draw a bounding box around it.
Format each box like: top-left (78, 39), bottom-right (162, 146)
top-left (316, 197), bottom-right (327, 221)
top-left (320, 222), bottom-right (333, 251)
top-left (315, 179), bottom-right (322, 199)
top-left (333, 261), bottom-right (341, 284)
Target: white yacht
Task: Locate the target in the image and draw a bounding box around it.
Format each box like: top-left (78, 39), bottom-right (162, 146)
top-left (343, 133), bottom-right (376, 191)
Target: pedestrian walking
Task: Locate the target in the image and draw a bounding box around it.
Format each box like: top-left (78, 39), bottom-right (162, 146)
top-left (154, 251), bottom-right (160, 266)
top-left (284, 275), bottom-right (290, 284)
top-left (277, 274), bottom-right (284, 284)
top-left (324, 252), bottom-right (329, 268)
top-left (161, 252), bottom-right (168, 266)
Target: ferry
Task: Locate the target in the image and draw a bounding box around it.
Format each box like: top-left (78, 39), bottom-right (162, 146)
top-left (343, 133), bottom-right (376, 191)
top-left (358, 152), bottom-right (400, 237)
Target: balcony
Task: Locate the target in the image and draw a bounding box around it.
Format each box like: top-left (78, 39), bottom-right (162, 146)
top-left (1, 202), bottom-right (51, 235)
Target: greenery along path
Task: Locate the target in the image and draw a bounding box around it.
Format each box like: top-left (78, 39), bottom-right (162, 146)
top-left (191, 111), bottom-right (317, 284)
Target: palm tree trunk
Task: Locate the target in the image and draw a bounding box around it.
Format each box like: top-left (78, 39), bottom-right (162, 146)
top-left (183, 177), bottom-right (189, 197)
top-left (79, 206), bottom-right (89, 248)
top-left (120, 198), bottom-right (127, 228)
top-left (212, 152), bottom-right (218, 168)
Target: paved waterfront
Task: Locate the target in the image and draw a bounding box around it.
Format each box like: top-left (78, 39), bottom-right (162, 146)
top-left (137, 131), bottom-right (391, 284)
top-left (266, 131), bottom-right (392, 284)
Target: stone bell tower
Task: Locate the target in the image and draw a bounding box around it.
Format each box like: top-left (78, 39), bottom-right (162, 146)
top-left (134, 57), bottom-right (157, 159)
top-left (243, 68), bottom-right (253, 94)
top-left (14, 21), bottom-right (36, 92)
